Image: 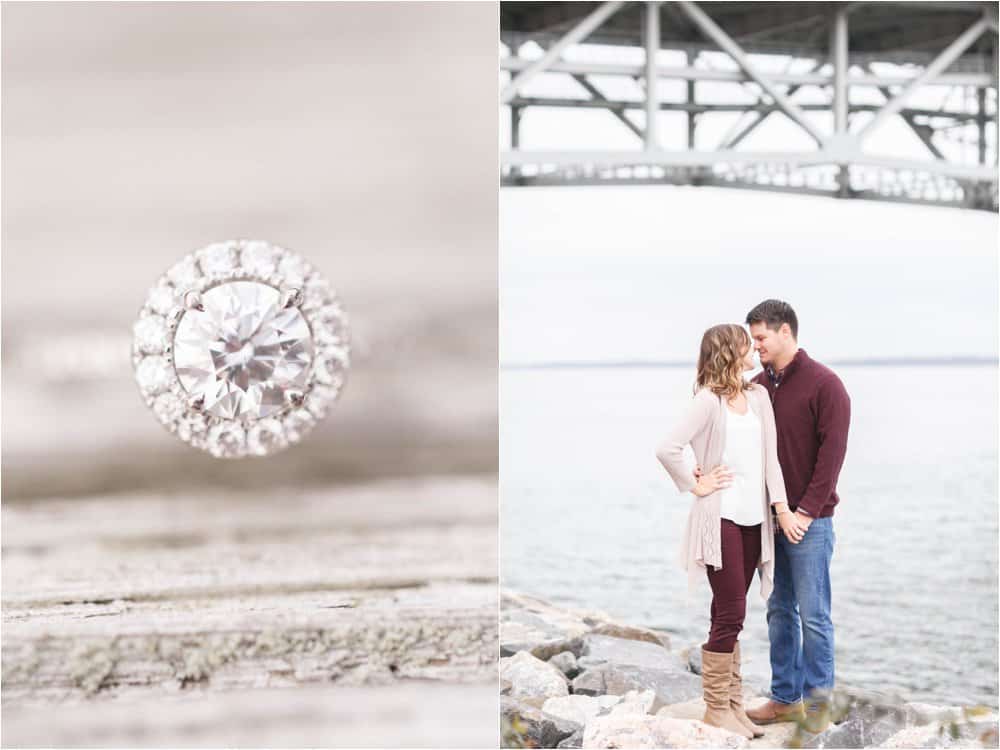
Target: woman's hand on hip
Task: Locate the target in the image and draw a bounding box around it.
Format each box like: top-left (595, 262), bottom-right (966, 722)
top-left (691, 465), bottom-right (733, 497)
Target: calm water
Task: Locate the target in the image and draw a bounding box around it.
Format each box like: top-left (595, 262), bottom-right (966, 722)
top-left (501, 364), bottom-right (999, 709)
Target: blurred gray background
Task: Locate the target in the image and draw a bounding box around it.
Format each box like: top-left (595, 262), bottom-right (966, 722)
top-left (2, 1), bottom-right (498, 498)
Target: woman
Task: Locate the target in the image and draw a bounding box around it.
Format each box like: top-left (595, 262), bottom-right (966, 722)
top-left (656, 324), bottom-right (797, 740)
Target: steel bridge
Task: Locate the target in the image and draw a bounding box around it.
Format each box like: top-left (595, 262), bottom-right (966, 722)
top-left (500, 1), bottom-right (999, 211)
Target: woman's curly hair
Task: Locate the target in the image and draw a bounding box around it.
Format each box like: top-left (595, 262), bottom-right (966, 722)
top-left (695, 324), bottom-right (752, 398)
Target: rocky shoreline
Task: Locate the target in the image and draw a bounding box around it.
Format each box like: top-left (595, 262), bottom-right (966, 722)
top-left (500, 590), bottom-right (999, 749)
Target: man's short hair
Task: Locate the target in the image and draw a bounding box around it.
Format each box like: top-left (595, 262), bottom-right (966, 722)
top-left (746, 299), bottom-right (798, 339)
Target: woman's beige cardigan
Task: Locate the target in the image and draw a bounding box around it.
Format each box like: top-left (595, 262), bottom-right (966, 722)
top-left (656, 383), bottom-right (788, 601)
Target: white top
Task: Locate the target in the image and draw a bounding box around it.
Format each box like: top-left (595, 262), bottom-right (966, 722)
top-left (718, 401), bottom-right (765, 526)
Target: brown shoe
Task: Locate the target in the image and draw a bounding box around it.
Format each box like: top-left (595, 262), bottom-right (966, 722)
top-left (729, 642), bottom-right (765, 738)
top-left (745, 698), bottom-right (805, 725)
top-left (701, 646), bottom-right (754, 739)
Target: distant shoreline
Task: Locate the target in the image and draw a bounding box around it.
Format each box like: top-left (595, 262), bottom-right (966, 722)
top-left (502, 356), bottom-right (999, 370)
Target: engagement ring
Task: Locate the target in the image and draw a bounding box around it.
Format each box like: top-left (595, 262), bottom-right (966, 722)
top-left (132, 240), bottom-right (350, 458)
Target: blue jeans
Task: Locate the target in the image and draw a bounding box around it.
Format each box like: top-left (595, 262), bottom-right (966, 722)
top-left (767, 516), bottom-right (836, 704)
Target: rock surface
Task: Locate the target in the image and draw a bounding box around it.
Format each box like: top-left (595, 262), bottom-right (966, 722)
top-left (577, 634), bottom-right (677, 671)
top-left (549, 651), bottom-right (580, 678)
top-left (501, 590), bottom-right (1000, 749)
top-left (542, 694), bottom-right (622, 726)
top-left (500, 651), bottom-right (569, 708)
top-left (502, 696), bottom-right (580, 748)
top-left (573, 664), bottom-right (703, 710)
top-left (582, 714), bottom-right (750, 749)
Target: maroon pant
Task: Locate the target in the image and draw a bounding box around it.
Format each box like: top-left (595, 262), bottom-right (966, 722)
top-left (705, 519), bottom-right (762, 653)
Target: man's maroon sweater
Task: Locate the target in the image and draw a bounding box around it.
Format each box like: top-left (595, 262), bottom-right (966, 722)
top-left (752, 349), bottom-right (850, 518)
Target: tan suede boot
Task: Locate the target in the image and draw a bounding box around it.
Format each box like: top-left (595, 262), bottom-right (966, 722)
top-left (729, 642), bottom-right (765, 738)
top-left (701, 646), bottom-right (754, 740)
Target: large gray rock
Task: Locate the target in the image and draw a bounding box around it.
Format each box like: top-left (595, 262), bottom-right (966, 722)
top-left (500, 651), bottom-right (569, 708)
top-left (557, 728), bottom-right (584, 749)
top-left (549, 651), bottom-right (580, 678)
top-left (501, 697), bottom-right (580, 748)
top-left (572, 665), bottom-right (702, 711)
top-left (607, 689), bottom-right (657, 717)
top-left (500, 590), bottom-right (669, 661)
top-left (500, 592), bottom-right (598, 660)
top-left (588, 622), bottom-right (671, 650)
top-left (501, 609), bottom-right (586, 658)
top-left (800, 700), bottom-right (910, 749)
top-left (582, 715), bottom-right (748, 749)
top-left (542, 694), bottom-right (621, 726)
top-left (577, 634), bottom-right (676, 672)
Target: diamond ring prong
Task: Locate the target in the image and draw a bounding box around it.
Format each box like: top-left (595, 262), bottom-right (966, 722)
top-left (132, 240), bottom-right (350, 459)
top-left (281, 288), bottom-right (304, 309)
top-left (184, 290), bottom-right (205, 311)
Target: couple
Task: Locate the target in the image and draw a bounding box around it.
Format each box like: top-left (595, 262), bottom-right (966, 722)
top-left (656, 299), bottom-right (850, 740)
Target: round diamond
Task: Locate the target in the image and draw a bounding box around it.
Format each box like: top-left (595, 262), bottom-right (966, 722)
top-left (241, 241), bottom-right (279, 276)
top-left (208, 422), bottom-right (247, 458)
top-left (248, 418), bottom-right (286, 456)
top-left (136, 356), bottom-right (172, 396)
top-left (173, 281), bottom-right (314, 419)
top-left (134, 315), bottom-right (169, 354)
top-left (136, 241), bottom-right (349, 459)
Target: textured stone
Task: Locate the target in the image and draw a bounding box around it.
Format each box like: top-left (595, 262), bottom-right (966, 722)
top-left (549, 650), bottom-right (579, 678)
top-left (542, 694), bottom-right (621, 726)
top-left (607, 689), bottom-right (656, 717)
top-left (557, 728), bottom-right (584, 748)
top-left (573, 665), bottom-right (702, 711)
top-left (577, 634), bottom-right (675, 671)
top-left (500, 651), bottom-right (569, 708)
top-left (173, 281), bottom-right (313, 419)
top-left (582, 714), bottom-right (749, 749)
top-left (502, 697), bottom-right (579, 748)
top-left (589, 622), bottom-right (671, 650)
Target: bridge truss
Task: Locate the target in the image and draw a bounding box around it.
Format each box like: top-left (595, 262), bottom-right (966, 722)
top-left (500, 1), bottom-right (999, 211)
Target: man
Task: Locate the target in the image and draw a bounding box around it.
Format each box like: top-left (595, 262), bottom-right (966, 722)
top-left (743, 299), bottom-right (851, 732)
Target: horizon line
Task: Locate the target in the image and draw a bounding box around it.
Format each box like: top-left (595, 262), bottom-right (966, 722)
top-left (501, 356), bottom-right (999, 370)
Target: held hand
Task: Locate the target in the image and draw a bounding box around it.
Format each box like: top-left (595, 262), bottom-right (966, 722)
top-left (778, 510), bottom-right (811, 543)
top-left (795, 510), bottom-right (813, 531)
top-left (691, 465), bottom-right (733, 498)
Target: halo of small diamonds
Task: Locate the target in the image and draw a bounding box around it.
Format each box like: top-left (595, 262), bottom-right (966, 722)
top-left (132, 240), bottom-right (351, 458)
